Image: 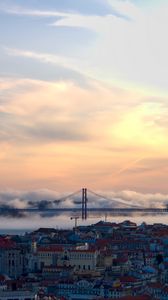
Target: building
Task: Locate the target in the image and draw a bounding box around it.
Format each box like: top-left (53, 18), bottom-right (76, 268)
top-left (0, 238), bottom-right (24, 279)
top-left (0, 290), bottom-right (36, 300)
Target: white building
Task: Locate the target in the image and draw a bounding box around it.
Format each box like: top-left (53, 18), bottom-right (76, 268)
top-left (0, 290), bottom-right (36, 300)
top-left (37, 246), bottom-right (99, 271)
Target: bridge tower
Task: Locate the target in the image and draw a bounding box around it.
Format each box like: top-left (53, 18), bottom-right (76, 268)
top-left (82, 188), bottom-right (87, 220)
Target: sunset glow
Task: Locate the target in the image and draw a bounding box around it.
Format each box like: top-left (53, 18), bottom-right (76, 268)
top-left (0, 0), bottom-right (168, 198)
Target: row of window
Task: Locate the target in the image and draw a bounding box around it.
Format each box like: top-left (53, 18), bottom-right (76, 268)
top-left (38, 253), bottom-right (94, 259)
top-left (77, 264), bottom-right (91, 270)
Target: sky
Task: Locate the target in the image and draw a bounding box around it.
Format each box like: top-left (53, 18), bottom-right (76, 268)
top-left (1, 0), bottom-right (168, 206)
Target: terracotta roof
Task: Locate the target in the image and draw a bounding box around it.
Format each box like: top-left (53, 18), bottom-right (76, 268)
top-left (0, 275), bottom-right (6, 281)
top-left (114, 257), bottom-right (128, 264)
top-left (37, 246), bottom-right (63, 252)
top-left (0, 237), bottom-right (16, 249)
top-left (114, 296), bottom-right (152, 300)
top-left (120, 276), bottom-right (138, 283)
top-left (148, 282), bottom-right (163, 289)
top-left (71, 249), bottom-right (96, 253)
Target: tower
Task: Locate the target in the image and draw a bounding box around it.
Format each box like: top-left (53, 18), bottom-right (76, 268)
top-left (82, 188), bottom-right (87, 220)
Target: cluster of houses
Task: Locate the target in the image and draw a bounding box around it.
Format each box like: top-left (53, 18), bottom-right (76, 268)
top-left (0, 220), bottom-right (168, 299)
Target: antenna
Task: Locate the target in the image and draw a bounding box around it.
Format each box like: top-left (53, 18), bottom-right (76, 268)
top-left (70, 216), bottom-right (79, 228)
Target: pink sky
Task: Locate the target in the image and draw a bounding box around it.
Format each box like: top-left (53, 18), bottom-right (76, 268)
top-left (0, 0), bottom-right (168, 198)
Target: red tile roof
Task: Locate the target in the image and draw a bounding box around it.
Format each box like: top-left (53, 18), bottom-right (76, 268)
top-left (37, 246), bottom-right (63, 252)
top-left (148, 282), bottom-right (163, 289)
top-left (114, 296), bottom-right (152, 300)
top-left (0, 237), bottom-right (16, 249)
top-left (120, 276), bottom-right (138, 283)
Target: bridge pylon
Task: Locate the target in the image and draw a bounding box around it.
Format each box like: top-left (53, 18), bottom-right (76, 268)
top-left (82, 188), bottom-right (87, 220)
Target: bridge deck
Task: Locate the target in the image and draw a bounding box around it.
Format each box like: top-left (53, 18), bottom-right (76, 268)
top-left (1, 207), bottom-right (167, 213)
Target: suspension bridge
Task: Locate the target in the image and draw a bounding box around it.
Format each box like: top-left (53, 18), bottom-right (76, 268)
top-left (1, 188), bottom-right (168, 220)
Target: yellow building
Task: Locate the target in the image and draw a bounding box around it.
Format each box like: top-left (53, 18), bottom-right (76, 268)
top-left (37, 246), bottom-right (99, 271)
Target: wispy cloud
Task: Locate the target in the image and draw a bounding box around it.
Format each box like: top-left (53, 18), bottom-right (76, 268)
top-left (116, 156), bottom-right (145, 175)
top-left (5, 47), bottom-right (77, 70)
top-left (2, 1), bottom-right (168, 92)
top-left (49, 0), bottom-right (168, 92)
top-left (3, 47), bottom-right (91, 87)
top-left (0, 2), bottom-right (130, 20)
top-left (1, 6), bottom-right (70, 18)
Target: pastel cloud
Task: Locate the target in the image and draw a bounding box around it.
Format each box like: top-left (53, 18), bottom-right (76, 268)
top-left (3, 0), bottom-right (168, 91)
top-left (49, 0), bottom-right (168, 91)
top-left (0, 0), bottom-right (168, 200)
top-left (0, 77), bottom-right (168, 193)
top-left (0, 0), bottom-right (128, 19)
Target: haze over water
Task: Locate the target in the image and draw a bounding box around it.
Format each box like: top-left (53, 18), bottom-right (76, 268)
top-left (0, 213), bottom-right (167, 235)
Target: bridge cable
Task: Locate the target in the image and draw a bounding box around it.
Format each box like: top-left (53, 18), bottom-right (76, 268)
top-left (87, 189), bottom-right (141, 208)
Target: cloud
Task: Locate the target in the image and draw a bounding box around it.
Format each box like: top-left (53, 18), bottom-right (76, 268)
top-left (0, 120), bottom-right (90, 144)
top-left (0, 0), bottom-right (168, 198)
top-left (115, 156), bottom-right (145, 175)
top-left (0, 1), bottom-right (129, 19)
top-left (111, 190), bottom-right (168, 208)
top-left (5, 47), bottom-right (77, 68)
top-left (20, 121), bottom-right (90, 142)
top-left (2, 47), bottom-right (90, 87)
top-left (0, 76), bottom-right (168, 193)
top-left (0, 78), bottom-right (94, 144)
top-left (2, 1), bottom-right (168, 92)
top-left (0, 205), bottom-right (25, 218)
top-left (0, 76), bottom-right (126, 144)
top-left (141, 158), bottom-right (168, 168)
top-left (49, 0), bottom-right (168, 92)
top-left (0, 188), bottom-right (167, 220)
top-left (49, 9), bottom-right (130, 33)
top-left (116, 157), bottom-right (168, 176)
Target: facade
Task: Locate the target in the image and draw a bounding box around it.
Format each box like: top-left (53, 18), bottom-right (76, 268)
top-left (59, 249), bottom-right (98, 271)
top-left (0, 239), bottom-right (24, 279)
top-left (0, 290), bottom-right (36, 300)
top-left (37, 246), bottom-right (98, 271)
top-left (37, 246), bottom-right (63, 269)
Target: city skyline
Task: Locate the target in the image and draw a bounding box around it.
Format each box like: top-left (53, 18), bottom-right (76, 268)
top-left (0, 0), bottom-right (168, 198)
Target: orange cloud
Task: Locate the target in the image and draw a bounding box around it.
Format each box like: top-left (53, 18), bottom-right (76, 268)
top-left (0, 78), bottom-right (168, 192)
